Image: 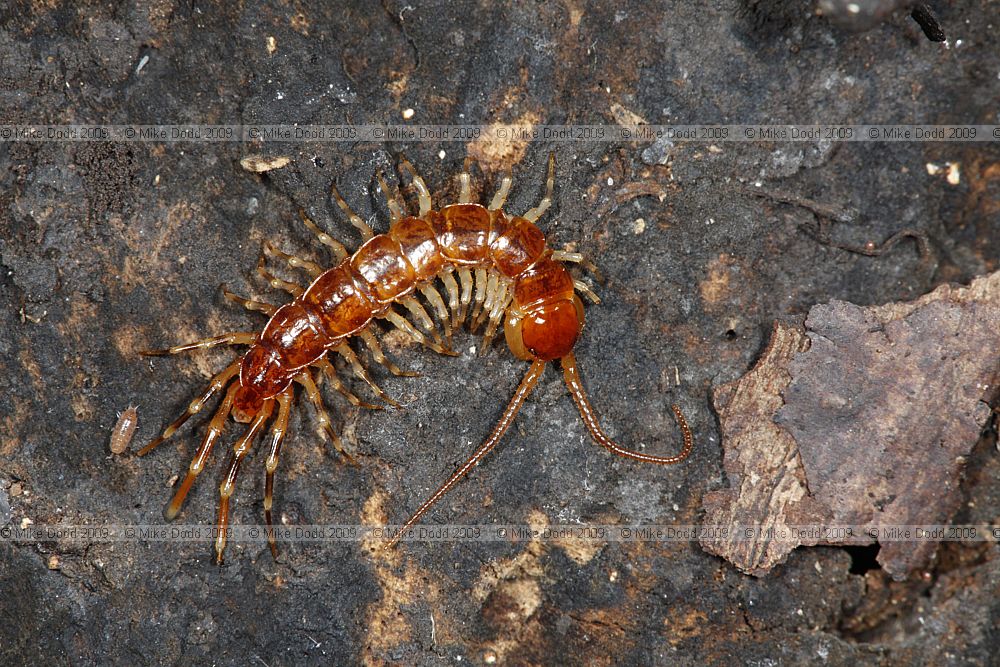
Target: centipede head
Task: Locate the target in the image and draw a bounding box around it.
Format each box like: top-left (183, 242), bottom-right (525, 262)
top-left (232, 385), bottom-right (265, 423)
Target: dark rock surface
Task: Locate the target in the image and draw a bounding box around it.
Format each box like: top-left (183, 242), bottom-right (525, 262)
top-left (1, 1), bottom-right (999, 665)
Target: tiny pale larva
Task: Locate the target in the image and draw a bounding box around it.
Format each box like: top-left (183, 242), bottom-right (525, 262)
top-left (109, 405), bottom-right (139, 455)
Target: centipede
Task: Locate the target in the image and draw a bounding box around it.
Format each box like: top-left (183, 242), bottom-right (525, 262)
top-left (139, 155), bottom-right (693, 563)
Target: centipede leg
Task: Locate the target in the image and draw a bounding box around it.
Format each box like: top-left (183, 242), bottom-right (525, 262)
top-left (359, 327), bottom-right (419, 377)
top-left (263, 389), bottom-right (292, 559)
top-left (399, 155), bottom-right (433, 217)
top-left (383, 310), bottom-right (458, 357)
top-left (256, 253), bottom-right (304, 298)
top-left (560, 352), bottom-right (693, 465)
top-left (215, 399), bottom-right (274, 564)
top-left (298, 208), bottom-right (349, 261)
top-left (162, 382), bottom-right (239, 518)
top-left (472, 271), bottom-right (499, 331)
top-left (330, 182), bottom-right (375, 242)
top-left (315, 357), bottom-right (383, 410)
top-left (419, 284), bottom-right (454, 344)
top-left (296, 368), bottom-right (354, 462)
top-left (263, 240), bottom-right (323, 279)
top-left (221, 285), bottom-right (278, 316)
top-left (386, 360), bottom-right (546, 549)
top-left (551, 250), bottom-right (605, 284)
top-left (335, 342), bottom-right (403, 408)
top-left (489, 166), bottom-right (514, 211)
top-left (458, 157), bottom-right (474, 204)
top-left (523, 153), bottom-right (556, 223)
top-left (139, 361), bottom-right (242, 455)
top-left (400, 296), bottom-right (446, 347)
top-left (573, 279), bottom-right (601, 305)
top-left (457, 268), bottom-right (474, 326)
top-left (469, 268), bottom-right (489, 326)
top-left (481, 281), bottom-right (512, 351)
top-left (141, 333), bottom-right (256, 357)
top-left (376, 170), bottom-right (405, 224)
top-left (440, 270), bottom-right (462, 329)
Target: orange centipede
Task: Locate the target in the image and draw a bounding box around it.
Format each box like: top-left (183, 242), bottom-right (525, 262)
top-left (140, 155), bottom-right (693, 563)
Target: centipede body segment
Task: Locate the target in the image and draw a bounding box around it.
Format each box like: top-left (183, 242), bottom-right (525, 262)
top-left (140, 155), bottom-right (693, 562)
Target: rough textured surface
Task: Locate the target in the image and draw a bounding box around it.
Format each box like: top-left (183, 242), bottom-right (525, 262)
top-left (702, 322), bottom-right (827, 576)
top-left (2, 1), bottom-right (1000, 665)
top-left (705, 273), bottom-right (1000, 579)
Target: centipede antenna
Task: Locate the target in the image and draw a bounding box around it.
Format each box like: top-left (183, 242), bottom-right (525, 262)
top-left (560, 353), bottom-right (692, 465)
top-left (163, 382), bottom-right (239, 519)
top-left (215, 400), bottom-right (274, 564)
top-left (264, 389), bottom-right (292, 559)
top-left (139, 361), bottom-right (241, 456)
top-left (385, 360), bottom-right (547, 550)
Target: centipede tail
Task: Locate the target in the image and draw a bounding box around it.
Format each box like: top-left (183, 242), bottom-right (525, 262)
top-left (561, 353), bottom-right (693, 464)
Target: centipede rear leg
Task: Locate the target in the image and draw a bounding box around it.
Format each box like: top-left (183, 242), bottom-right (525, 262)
top-left (398, 295), bottom-right (448, 349)
top-left (382, 309), bottom-right (456, 357)
top-left (458, 157), bottom-right (475, 203)
top-left (418, 284), bottom-right (454, 344)
top-left (551, 250), bottom-right (605, 284)
top-left (314, 357), bottom-right (384, 411)
top-left (375, 169), bottom-right (405, 224)
top-left (457, 267), bottom-right (475, 325)
top-left (489, 166), bottom-right (514, 212)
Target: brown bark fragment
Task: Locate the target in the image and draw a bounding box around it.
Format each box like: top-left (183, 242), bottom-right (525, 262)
top-left (703, 272), bottom-right (1000, 578)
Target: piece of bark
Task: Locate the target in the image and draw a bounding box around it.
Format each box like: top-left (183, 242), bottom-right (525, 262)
top-left (702, 271), bottom-right (1000, 578)
top-left (702, 323), bottom-right (831, 576)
